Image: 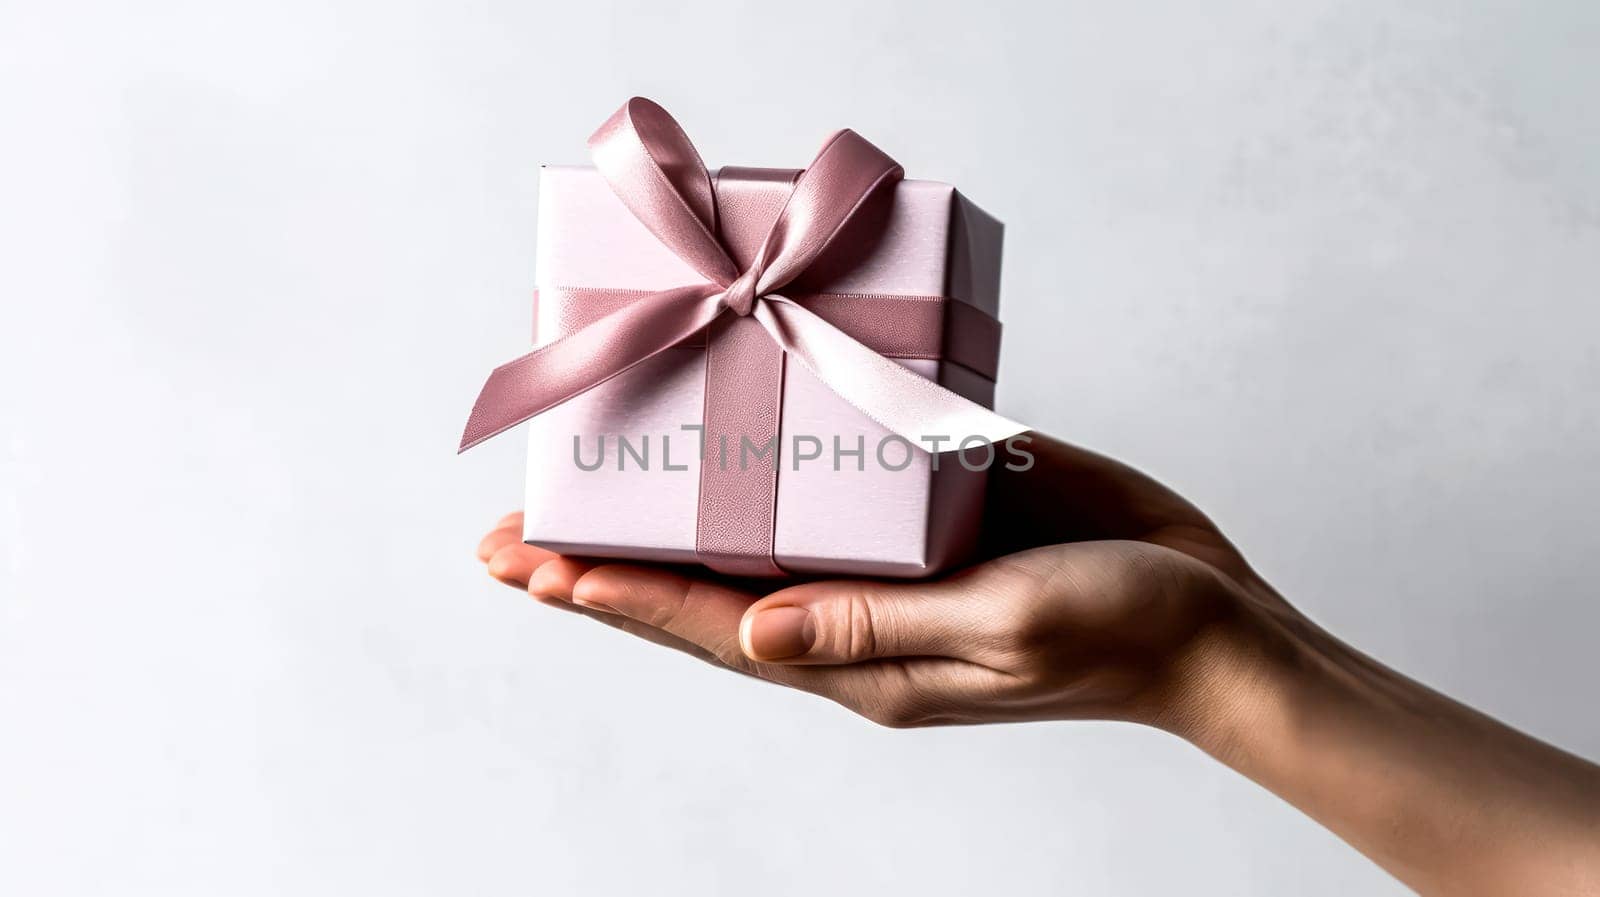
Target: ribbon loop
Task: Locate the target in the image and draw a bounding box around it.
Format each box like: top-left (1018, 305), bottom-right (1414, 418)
top-left (751, 129), bottom-right (904, 296)
top-left (588, 98), bottom-right (740, 287)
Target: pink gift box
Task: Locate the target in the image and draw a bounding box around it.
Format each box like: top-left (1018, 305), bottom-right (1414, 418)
top-left (520, 164), bottom-right (1006, 578)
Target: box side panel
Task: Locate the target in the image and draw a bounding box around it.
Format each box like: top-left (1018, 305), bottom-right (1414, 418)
top-left (522, 349), bottom-right (705, 561)
top-left (922, 363), bottom-right (998, 574)
top-left (773, 357), bottom-right (940, 577)
top-left (946, 191), bottom-right (1005, 318)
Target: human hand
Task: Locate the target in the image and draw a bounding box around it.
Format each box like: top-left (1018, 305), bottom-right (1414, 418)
top-left (476, 434), bottom-right (1600, 893)
top-left (475, 434), bottom-right (1278, 732)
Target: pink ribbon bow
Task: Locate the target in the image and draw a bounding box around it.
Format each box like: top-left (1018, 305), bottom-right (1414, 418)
top-left (458, 98), bottom-right (1025, 455)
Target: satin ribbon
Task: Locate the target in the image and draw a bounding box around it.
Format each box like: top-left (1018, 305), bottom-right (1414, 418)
top-left (536, 286), bottom-right (1004, 381)
top-left (458, 97), bottom-right (1025, 453)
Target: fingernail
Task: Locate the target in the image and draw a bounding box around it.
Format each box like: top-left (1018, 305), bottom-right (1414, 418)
top-left (744, 606), bottom-right (815, 661)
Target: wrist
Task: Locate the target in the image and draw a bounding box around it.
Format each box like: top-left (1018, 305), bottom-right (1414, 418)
top-left (1147, 582), bottom-right (1320, 761)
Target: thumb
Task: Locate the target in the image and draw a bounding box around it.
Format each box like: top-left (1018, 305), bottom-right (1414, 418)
top-left (739, 577), bottom-right (993, 665)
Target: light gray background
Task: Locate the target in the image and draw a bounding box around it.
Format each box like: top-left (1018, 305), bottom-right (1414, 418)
top-left (3, 1), bottom-right (1597, 894)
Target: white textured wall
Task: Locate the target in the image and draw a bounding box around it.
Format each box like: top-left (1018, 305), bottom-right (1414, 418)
top-left (2, 2), bottom-right (1596, 894)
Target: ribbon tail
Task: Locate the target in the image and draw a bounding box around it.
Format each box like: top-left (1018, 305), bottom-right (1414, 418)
top-left (459, 284), bottom-right (725, 452)
top-left (752, 295), bottom-right (1028, 449)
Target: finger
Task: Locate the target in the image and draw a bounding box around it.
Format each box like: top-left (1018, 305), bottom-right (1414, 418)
top-left (486, 542), bottom-right (558, 589)
top-left (529, 558), bottom-right (759, 677)
top-left (526, 555), bottom-right (594, 607)
top-left (566, 565), bottom-right (753, 665)
top-left (573, 604), bottom-right (748, 673)
top-left (739, 568), bottom-right (1011, 665)
top-left (476, 522), bottom-right (525, 562)
top-left (522, 558), bottom-right (586, 613)
top-left (560, 565), bottom-right (844, 688)
top-left (549, 562), bottom-right (1009, 724)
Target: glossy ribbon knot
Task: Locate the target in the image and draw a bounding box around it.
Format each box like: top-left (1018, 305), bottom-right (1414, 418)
top-left (720, 269), bottom-right (759, 317)
top-left (458, 97), bottom-right (1026, 455)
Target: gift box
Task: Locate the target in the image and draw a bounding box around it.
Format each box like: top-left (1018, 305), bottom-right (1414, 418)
top-left (461, 99), bottom-right (1024, 578)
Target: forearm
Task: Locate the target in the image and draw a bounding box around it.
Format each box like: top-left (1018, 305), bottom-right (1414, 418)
top-left (1167, 592), bottom-right (1600, 896)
